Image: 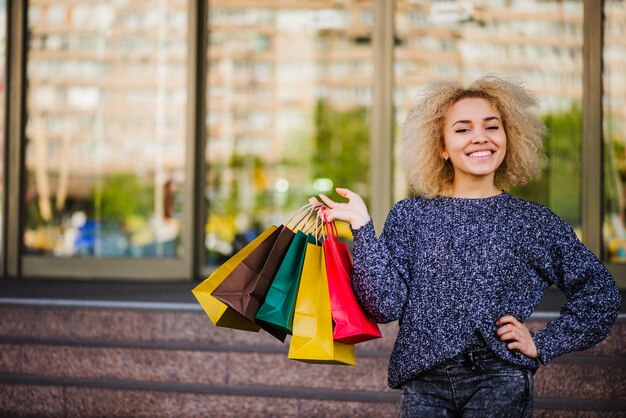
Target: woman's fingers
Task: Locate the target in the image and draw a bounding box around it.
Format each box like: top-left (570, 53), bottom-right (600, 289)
top-left (496, 315), bottom-right (539, 359)
top-left (496, 317), bottom-right (523, 340)
top-left (336, 188), bottom-right (365, 206)
top-left (497, 330), bottom-right (517, 341)
top-left (318, 193), bottom-right (337, 208)
top-left (308, 187), bottom-right (370, 228)
top-left (316, 188), bottom-right (362, 208)
top-left (336, 187), bottom-right (353, 198)
top-left (507, 341), bottom-right (523, 351)
top-left (495, 324), bottom-right (514, 337)
top-left (496, 315), bottom-right (520, 327)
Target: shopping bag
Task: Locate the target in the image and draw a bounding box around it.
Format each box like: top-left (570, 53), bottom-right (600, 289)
top-left (211, 224), bottom-right (295, 342)
top-left (255, 231), bottom-right (312, 335)
top-left (323, 218), bottom-right (382, 344)
top-left (192, 227), bottom-right (281, 332)
top-left (288, 239), bottom-right (356, 365)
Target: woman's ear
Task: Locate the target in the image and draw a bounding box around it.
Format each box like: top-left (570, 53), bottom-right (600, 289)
top-left (441, 152), bottom-right (449, 161)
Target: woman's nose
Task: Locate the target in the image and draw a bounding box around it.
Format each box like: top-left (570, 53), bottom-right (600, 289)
top-left (471, 133), bottom-right (488, 143)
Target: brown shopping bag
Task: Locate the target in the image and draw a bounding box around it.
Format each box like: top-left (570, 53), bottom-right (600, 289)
top-left (211, 224), bottom-right (295, 342)
top-left (287, 236), bottom-right (356, 365)
top-left (192, 226), bottom-right (281, 332)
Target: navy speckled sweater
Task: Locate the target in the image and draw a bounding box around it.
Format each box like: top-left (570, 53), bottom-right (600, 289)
top-left (351, 192), bottom-right (620, 389)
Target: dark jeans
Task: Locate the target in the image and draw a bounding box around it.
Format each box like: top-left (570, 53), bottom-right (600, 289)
top-left (400, 347), bottom-right (533, 418)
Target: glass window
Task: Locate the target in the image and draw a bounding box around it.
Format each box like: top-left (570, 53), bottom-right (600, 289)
top-left (603, 0), bottom-right (626, 263)
top-left (205, 0), bottom-right (373, 266)
top-left (394, 0), bottom-right (584, 235)
top-left (0, 0), bottom-right (5, 268)
top-left (24, 1), bottom-right (188, 258)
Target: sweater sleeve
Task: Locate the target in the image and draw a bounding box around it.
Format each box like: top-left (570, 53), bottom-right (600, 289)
top-left (349, 204), bottom-right (411, 323)
top-left (532, 213), bottom-right (621, 366)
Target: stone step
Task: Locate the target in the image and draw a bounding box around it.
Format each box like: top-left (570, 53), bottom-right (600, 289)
top-left (1, 339), bottom-right (624, 400)
top-left (0, 380), bottom-right (400, 418)
top-left (1, 377), bottom-right (625, 417)
top-left (0, 342), bottom-right (391, 393)
top-left (1, 303), bottom-right (624, 417)
top-left (0, 305), bottom-right (396, 351)
top-left (0, 305), bottom-right (623, 358)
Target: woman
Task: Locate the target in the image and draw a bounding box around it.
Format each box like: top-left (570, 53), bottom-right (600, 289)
top-left (312, 75), bottom-right (621, 417)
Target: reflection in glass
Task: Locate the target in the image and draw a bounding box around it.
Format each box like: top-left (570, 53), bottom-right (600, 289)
top-left (24, 1), bottom-right (188, 258)
top-left (205, 1), bottom-right (373, 265)
top-left (0, 0), bottom-right (5, 266)
top-left (394, 0), bottom-right (583, 234)
top-left (603, 1), bottom-right (626, 262)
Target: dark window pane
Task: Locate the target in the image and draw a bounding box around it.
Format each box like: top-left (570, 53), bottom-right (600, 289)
top-left (0, 0), bottom-right (5, 267)
top-left (204, 1), bottom-right (373, 266)
top-left (24, 1), bottom-right (189, 258)
top-left (394, 0), bottom-right (583, 235)
top-left (603, 1), bottom-right (626, 262)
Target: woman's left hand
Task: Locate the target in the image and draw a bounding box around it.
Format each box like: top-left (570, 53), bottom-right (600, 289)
top-left (496, 315), bottom-right (539, 359)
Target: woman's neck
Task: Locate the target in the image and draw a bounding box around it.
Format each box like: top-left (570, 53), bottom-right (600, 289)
top-left (442, 178), bottom-right (501, 199)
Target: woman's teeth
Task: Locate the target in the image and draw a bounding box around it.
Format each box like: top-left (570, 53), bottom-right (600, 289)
top-left (469, 150), bottom-right (492, 158)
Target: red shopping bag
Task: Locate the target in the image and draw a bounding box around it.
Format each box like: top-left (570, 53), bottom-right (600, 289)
top-left (322, 215), bottom-right (382, 344)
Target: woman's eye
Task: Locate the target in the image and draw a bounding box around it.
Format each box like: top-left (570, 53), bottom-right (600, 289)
top-left (486, 126), bottom-right (499, 130)
top-left (455, 128), bottom-right (469, 133)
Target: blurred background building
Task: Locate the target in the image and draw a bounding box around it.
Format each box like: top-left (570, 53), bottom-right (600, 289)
top-left (1, 0), bottom-right (624, 272)
top-left (3, 0), bottom-right (626, 276)
top-left (0, 0), bottom-right (624, 416)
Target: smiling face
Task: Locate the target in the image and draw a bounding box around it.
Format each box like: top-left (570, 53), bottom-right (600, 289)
top-left (442, 97), bottom-right (507, 187)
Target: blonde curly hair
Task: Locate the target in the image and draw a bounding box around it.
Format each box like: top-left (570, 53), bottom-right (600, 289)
top-left (400, 74), bottom-right (547, 197)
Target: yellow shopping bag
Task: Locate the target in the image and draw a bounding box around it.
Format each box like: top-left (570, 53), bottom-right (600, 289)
top-left (192, 227), bottom-right (279, 332)
top-left (288, 240), bottom-right (356, 365)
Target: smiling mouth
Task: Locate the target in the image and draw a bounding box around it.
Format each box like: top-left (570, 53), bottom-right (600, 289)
top-left (468, 150), bottom-right (494, 158)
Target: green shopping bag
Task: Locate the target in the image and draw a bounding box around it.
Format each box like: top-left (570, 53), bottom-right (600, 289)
top-left (255, 231), bottom-right (312, 335)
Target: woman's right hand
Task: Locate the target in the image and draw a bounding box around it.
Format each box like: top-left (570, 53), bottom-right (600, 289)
top-left (309, 187), bottom-right (371, 230)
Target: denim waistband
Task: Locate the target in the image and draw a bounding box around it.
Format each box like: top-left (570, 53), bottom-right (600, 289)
top-left (446, 343), bottom-right (496, 367)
